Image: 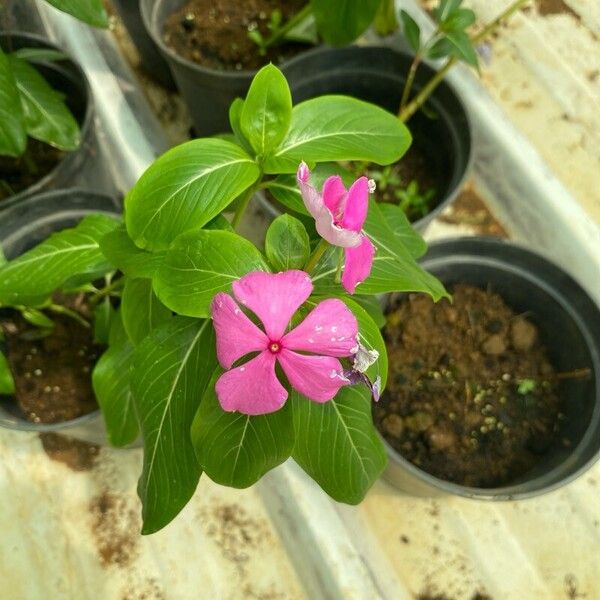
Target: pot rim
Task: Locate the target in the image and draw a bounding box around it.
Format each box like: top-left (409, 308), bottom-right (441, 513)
top-left (0, 31), bottom-right (94, 206)
top-left (379, 235), bottom-right (600, 500)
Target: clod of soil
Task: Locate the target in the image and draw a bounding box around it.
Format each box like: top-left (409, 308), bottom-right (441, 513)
top-left (163, 0), bottom-right (310, 71)
top-left (0, 294), bottom-right (101, 423)
top-left (39, 432), bottom-right (99, 471)
top-left (0, 139), bottom-right (64, 202)
top-left (374, 285), bottom-right (566, 487)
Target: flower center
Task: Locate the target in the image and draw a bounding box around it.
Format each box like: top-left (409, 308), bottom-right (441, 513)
top-left (268, 341), bottom-right (281, 354)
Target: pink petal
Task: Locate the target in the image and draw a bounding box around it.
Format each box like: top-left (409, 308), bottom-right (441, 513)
top-left (282, 298), bottom-right (358, 356)
top-left (215, 351), bottom-right (287, 415)
top-left (211, 293), bottom-right (268, 369)
top-left (322, 176), bottom-right (347, 221)
top-left (297, 163), bottom-right (361, 249)
top-left (233, 270), bottom-right (312, 340)
top-left (342, 235), bottom-right (376, 295)
top-left (341, 177), bottom-right (369, 232)
top-left (278, 349), bottom-right (348, 403)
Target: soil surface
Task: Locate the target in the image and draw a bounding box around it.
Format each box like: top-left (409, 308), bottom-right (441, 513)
top-left (0, 294), bottom-right (101, 423)
top-left (163, 0), bottom-right (310, 71)
top-left (0, 139), bottom-right (64, 202)
top-left (374, 285), bottom-right (565, 487)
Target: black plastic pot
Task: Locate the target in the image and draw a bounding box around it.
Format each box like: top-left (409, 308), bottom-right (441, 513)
top-left (0, 32), bottom-right (100, 210)
top-left (140, 0), bottom-right (322, 136)
top-left (380, 237), bottom-right (600, 500)
top-left (0, 189), bottom-right (121, 445)
top-left (284, 46), bottom-right (472, 231)
top-left (112, 0), bottom-right (175, 89)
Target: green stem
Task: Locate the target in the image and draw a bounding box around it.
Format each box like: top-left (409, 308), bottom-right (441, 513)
top-left (232, 184), bottom-right (259, 231)
top-left (399, 52), bottom-right (422, 114)
top-left (263, 4), bottom-right (312, 50)
top-left (303, 238), bottom-right (330, 274)
top-left (399, 0), bottom-right (529, 122)
top-left (47, 304), bottom-right (90, 328)
top-left (89, 278), bottom-right (124, 306)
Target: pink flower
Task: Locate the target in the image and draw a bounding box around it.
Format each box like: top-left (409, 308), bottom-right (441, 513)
top-left (297, 162), bottom-right (376, 294)
top-left (211, 270), bottom-right (359, 416)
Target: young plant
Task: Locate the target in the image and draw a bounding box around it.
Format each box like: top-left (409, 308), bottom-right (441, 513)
top-left (398, 0), bottom-right (529, 121)
top-left (0, 64), bottom-right (447, 534)
top-left (396, 179), bottom-right (436, 221)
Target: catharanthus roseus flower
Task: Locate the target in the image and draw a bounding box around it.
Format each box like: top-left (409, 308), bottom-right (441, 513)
top-left (211, 270), bottom-right (359, 416)
top-left (297, 162), bottom-right (376, 294)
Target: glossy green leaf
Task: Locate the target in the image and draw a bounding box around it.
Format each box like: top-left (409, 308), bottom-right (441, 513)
top-left (93, 297), bottom-right (113, 344)
top-left (264, 96), bottom-right (412, 174)
top-left (378, 203), bottom-right (427, 258)
top-left (291, 385), bottom-right (387, 504)
top-left (444, 7), bottom-right (476, 31)
top-left (310, 0), bottom-right (381, 45)
top-left (353, 295), bottom-right (386, 329)
top-left (433, 0), bottom-right (463, 22)
top-left (22, 308), bottom-right (54, 329)
top-left (312, 199), bottom-right (447, 300)
top-left (153, 229), bottom-right (269, 318)
top-left (400, 10), bottom-right (421, 53)
top-left (228, 98), bottom-right (253, 154)
top-left (241, 64), bottom-right (292, 157)
top-left (265, 215), bottom-right (310, 271)
top-left (427, 37), bottom-right (455, 60)
top-left (0, 48), bottom-right (26, 157)
top-left (92, 311), bottom-right (138, 447)
top-left (0, 214), bottom-right (119, 305)
top-left (132, 317), bottom-right (217, 534)
top-left (121, 278), bottom-right (172, 346)
top-left (9, 55), bottom-right (80, 151)
top-left (125, 138), bottom-right (260, 251)
top-left (446, 30), bottom-right (479, 68)
top-left (43, 0), bottom-right (109, 27)
top-left (192, 371), bottom-right (295, 488)
top-left (204, 214), bottom-right (234, 232)
top-left (99, 225), bottom-right (165, 280)
top-left (0, 351), bottom-right (14, 395)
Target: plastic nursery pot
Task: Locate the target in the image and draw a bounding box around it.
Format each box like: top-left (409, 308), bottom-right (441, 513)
top-left (284, 45), bottom-right (472, 231)
top-left (379, 237), bottom-right (600, 500)
top-left (0, 189), bottom-right (121, 445)
top-left (111, 0), bottom-right (175, 89)
top-left (140, 0), bottom-right (318, 135)
top-left (0, 32), bottom-right (96, 210)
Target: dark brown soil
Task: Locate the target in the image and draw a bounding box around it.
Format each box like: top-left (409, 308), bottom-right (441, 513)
top-left (39, 432), bottom-right (100, 471)
top-left (163, 0), bottom-right (310, 71)
top-left (374, 285), bottom-right (565, 488)
top-left (0, 139), bottom-right (64, 202)
top-left (440, 184), bottom-right (508, 237)
top-left (0, 294), bottom-right (101, 423)
top-left (536, 0), bottom-right (580, 20)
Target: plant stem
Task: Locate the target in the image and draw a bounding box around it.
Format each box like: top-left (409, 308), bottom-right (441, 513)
top-left (399, 52), bottom-right (422, 113)
top-left (399, 0), bottom-right (530, 122)
top-left (263, 3), bottom-right (312, 50)
top-left (304, 238), bottom-right (330, 274)
top-left (47, 304), bottom-right (90, 328)
top-left (232, 184), bottom-right (258, 231)
top-left (89, 278), bottom-right (124, 306)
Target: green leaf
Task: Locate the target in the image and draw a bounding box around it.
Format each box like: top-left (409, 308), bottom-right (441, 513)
top-left (125, 138), bottom-right (260, 251)
top-left (433, 0), bottom-right (463, 22)
top-left (192, 371), bottom-right (295, 488)
top-left (427, 37), bottom-right (455, 60)
top-left (204, 214), bottom-right (234, 232)
top-left (12, 48), bottom-right (68, 62)
top-left (291, 385), bottom-right (387, 504)
top-left (446, 30), bottom-right (479, 68)
top-left (132, 317), bottom-right (217, 534)
top-left (9, 55), bottom-right (80, 151)
top-left (21, 308), bottom-right (54, 329)
top-left (0, 214), bottom-right (119, 305)
top-left (0, 351), bottom-right (15, 395)
top-left (93, 297), bottom-right (113, 344)
top-left (310, 0), bottom-right (381, 45)
top-left (99, 225), bottom-right (165, 280)
top-left (353, 295), bottom-right (386, 329)
top-left (43, 0), bottom-right (109, 27)
top-left (153, 229), bottom-right (269, 318)
top-left (0, 48), bottom-right (26, 157)
top-left (241, 64), bottom-right (292, 158)
top-left (121, 278), bottom-right (172, 346)
top-left (312, 199), bottom-right (448, 300)
top-left (378, 203), bottom-right (427, 258)
top-left (400, 10), bottom-right (421, 53)
top-left (228, 98), bottom-right (253, 155)
top-left (265, 215), bottom-right (310, 271)
top-left (92, 311), bottom-right (139, 447)
top-left (444, 8), bottom-right (476, 31)
top-left (264, 96), bottom-right (412, 174)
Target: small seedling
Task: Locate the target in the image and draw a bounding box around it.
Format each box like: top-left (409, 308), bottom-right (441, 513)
top-left (517, 378), bottom-right (537, 395)
top-left (396, 179), bottom-right (436, 220)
